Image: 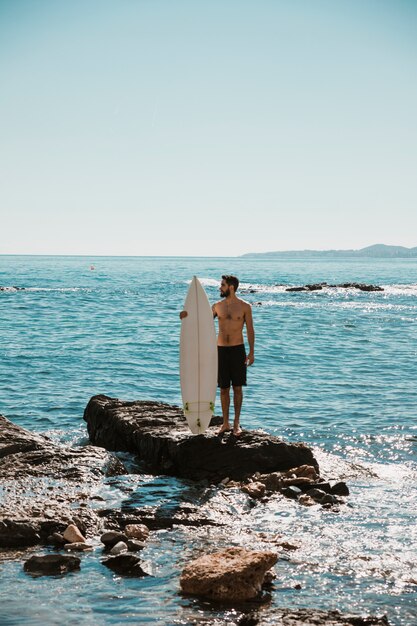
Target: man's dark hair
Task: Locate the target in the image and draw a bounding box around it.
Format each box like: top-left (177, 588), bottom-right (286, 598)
top-left (222, 275), bottom-right (239, 292)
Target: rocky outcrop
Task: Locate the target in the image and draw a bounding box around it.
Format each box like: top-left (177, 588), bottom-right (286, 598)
top-left (0, 414), bottom-right (126, 549)
top-left (230, 467), bottom-right (350, 507)
top-left (285, 282), bottom-right (383, 292)
top-left (180, 547), bottom-right (278, 601)
top-left (84, 395), bottom-right (319, 482)
top-left (23, 554), bottom-right (81, 576)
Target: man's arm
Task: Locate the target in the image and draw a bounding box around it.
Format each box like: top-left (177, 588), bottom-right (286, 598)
top-left (212, 303), bottom-right (218, 318)
top-left (244, 304), bottom-right (255, 365)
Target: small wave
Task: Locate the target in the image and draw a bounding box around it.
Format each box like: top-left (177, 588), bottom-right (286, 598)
top-left (25, 287), bottom-right (92, 293)
top-left (381, 284), bottom-right (417, 296)
top-left (194, 277), bottom-right (220, 288)
top-left (256, 300), bottom-right (417, 312)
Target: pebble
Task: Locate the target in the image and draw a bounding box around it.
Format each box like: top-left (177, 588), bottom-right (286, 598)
top-left (127, 539), bottom-right (146, 552)
top-left (63, 524), bottom-right (86, 544)
top-left (110, 541), bottom-right (128, 555)
top-left (100, 531), bottom-right (128, 547)
top-left (47, 532), bottom-right (65, 546)
top-left (281, 486), bottom-right (302, 499)
top-left (124, 524), bottom-right (150, 541)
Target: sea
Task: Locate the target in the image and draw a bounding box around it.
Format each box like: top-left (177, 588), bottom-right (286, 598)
top-left (0, 255), bottom-right (416, 626)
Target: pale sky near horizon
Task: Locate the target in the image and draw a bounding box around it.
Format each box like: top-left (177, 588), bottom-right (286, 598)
top-left (1, 0), bottom-right (417, 256)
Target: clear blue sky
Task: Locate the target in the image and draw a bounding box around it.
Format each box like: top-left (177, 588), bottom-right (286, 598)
top-left (1, 0), bottom-right (416, 255)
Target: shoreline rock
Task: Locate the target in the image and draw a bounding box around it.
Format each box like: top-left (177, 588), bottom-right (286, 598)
top-left (84, 395), bottom-right (319, 482)
top-left (0, 413), bottom-right (126, 549)
top-left (23, 554), bottom-right (81, 576)
top-left (285, 282), bottom-right (384, 292)
top-left (180, 547), bottom-right (278, 601)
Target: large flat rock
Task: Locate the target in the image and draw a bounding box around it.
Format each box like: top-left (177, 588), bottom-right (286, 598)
top-left (83, 395), bottom-right (319, 482)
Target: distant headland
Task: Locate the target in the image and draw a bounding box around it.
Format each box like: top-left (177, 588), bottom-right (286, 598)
top-left (241, 244), bottom-right (417, 259)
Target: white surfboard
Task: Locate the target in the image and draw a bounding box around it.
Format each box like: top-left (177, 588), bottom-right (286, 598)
top-left (180, 276), bottom-right (217, 434)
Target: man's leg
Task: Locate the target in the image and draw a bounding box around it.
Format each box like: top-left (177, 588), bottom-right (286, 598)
top-left (232, 385), bottom-right (243, 435)
top-left (219, 387), bottom-right (231, 433)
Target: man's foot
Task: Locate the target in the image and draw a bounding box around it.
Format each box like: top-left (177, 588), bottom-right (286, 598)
top-left (218, 424), bottom-right (231, 435)
top-left (233, 426), bottom-right (242, 437)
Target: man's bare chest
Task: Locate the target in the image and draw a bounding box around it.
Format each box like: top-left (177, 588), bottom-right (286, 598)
top-left (217, 302), bottom-right (245, 323)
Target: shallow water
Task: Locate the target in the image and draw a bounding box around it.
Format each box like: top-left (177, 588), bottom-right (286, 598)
top-left (0, 255), bottom-right (416, 625)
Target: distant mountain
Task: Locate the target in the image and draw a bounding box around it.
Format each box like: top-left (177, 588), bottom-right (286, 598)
top-left (241, 244), bottom-right (417, 259)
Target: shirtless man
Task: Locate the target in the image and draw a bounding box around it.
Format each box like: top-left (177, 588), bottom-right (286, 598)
top-left (180, 275), bottom-right (255, 436)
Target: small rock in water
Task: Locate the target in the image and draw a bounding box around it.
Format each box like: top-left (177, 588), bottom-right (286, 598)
top-left (298, 494), bottom-right (316, 507)
top-left (330, 481), bottom-right (350, 496)
top-left (127, 539), bottom-right (146, 552)
top-left (281, 486), bottom-right (302, 499)
top-left (321, 494), bottom-right (338, 505)
top-left (100, 530), bottom-right (128, 547)
top-left (24, 554), bottom-right (81, 576)
top-left (110, 541), bottom-right (128, 555)
top-left (180, 547), bottom-right (278, 601)
top-left (102, 554), bottom-right (149, 577)
top-left (47, 532), bottom-right (66, 546)
top-left (305, 488), bottom-right (327, 502)
top-left (63, 524), bottom-right (86, 544)
top-left (124, 524), bottom-right (150, 541)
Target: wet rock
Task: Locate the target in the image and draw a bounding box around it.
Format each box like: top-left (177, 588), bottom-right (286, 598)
top-left (281, 486), bottom-right (302, 499)
top-left (24, 554), bottom-right (81, 576)
top-left (47, 532), bottom-right (65, 546)
top-left (0, 413), bottom-right (126, 549)
top-left (0, 414), bottom-right (46, 459)
top-left (298, 494), bottom-right (316, 506)
top-left (285, 465), bottom-right (319, 480)
top-left (127, 539), bottom-right (146, 551)
top-left (110, 541), bottom-right (128, 555)
top-left (306, 488), bottom-right (328, 502)
top-left (100, 530), bottom-right (128, 547)
top-left (180, 547), bottom-right (278, 601)
top-left (102, 554), bottom-right (149, 577)
top-left (124, 523), bottom-right (150, 541)
top-left (286, 282), bottom-right (384, 293)
top-left (286, 286), bottom-right (307, 292)
top-left (99, 503), bottom-right (226, 532)
top-left (0, 519), bottom-right (41, 548)
top-left (330, 481), bottom-right (350, 496)
top-left (321, 494), bottom-right (339, 506)
top-left (260, 472), bottom-right (283, 492)
top-left (84, 395), bottom-right (318, 482)
top-left (241, 482), bottom-right (266, 499)
top-left (63, 524), bottom-right (86, 544)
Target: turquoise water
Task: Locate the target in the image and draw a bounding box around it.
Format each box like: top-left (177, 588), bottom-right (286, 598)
top-left (0, 255), bottom-right (416, 625)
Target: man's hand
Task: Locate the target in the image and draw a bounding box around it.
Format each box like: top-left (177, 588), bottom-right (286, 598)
top-left (245, 352), bottom-right (255, 366)
top-left (179, 310), bottom-right (188, 320)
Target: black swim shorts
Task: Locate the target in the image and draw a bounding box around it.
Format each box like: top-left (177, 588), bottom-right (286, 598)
top-left (218, 344), bottom-right (247, 389)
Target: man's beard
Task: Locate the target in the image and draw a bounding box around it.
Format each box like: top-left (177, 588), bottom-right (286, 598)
top-left (220, 287), bottom-right (230, 298)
